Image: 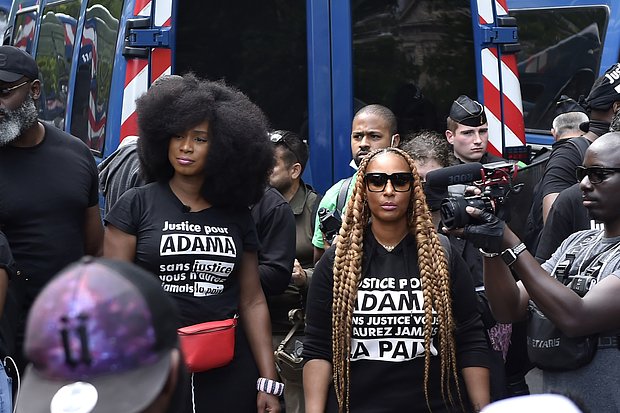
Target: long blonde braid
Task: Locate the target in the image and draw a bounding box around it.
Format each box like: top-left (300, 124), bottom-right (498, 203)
top-left (331, 147), bottom-right (461, 412)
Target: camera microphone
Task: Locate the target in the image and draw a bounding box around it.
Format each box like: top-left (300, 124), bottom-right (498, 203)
top-left (181, 204), bottom-right (191, 213)
top-left (425, 162), bottom-right (483, 188)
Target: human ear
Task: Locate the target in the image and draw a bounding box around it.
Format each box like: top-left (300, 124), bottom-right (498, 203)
top-left (445, 130), bottom-right (454, 144)
top-left (30, 79), bottom-right (41, 100)
top-left (291, 162), bottom-right (302, 180)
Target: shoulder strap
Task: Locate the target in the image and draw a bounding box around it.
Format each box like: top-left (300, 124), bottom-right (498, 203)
top-left (567, 136), bottom-right (591, 160)
top-left (310, 192), bottom-right (323, 234)
top-left (276, 310), bottom-right (304, 352)
top-left (566, 237), bottom-right (620, 296)
top-left (554, 231), bottom-right (601, 284)
top-left (581, 239), bottom-right (620, 278)
top-left (336, 177), bottom-right (353, 215)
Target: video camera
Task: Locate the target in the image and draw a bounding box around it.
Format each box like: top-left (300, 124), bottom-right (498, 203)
top-left (425, 161), bottom-right (523, 229)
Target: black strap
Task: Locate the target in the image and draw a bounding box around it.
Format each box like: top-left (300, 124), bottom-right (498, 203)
top-left (559, 234), bottom-right (620, 296)
top-left (336, 177), bottom-right (353, 215)
top-left (276, 310), bottom-right (304, 352)
top-left (575, 240), bottom-right (620, 279)
top-left (554, 232), bottom-right (599, 284)
top-left (566, 136), bottom-right (591, 160)
top-left (309, 190), bottom-right (323, 235)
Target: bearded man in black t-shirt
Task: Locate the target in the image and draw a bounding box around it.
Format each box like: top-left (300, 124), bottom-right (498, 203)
top-left (0, 46), bottom-right (103, 370)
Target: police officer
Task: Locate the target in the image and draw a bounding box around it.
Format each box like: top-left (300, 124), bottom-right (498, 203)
top-left (445, 95), bottom-right (504, 164)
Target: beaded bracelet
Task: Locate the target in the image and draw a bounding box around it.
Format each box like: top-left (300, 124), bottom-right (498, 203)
top-left (256, 377), bottom-right (285, 397)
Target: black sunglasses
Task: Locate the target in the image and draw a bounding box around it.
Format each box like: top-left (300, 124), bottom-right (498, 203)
top-left (576, 166), bottom-right (620, 185)
top-left (270, 132), bottom-right (300, 164)
top-left (364, 172), bottom-right (414, 192)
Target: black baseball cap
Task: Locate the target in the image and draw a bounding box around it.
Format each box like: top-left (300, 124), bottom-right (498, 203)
top-left (16, 257), bottom-right (180, 413)
top-left (585, 63), bottom-right (620, 111)
top-left (449, 95), bottom-right (487, 127)
top-left (0, 45), bottom-right (39, 83)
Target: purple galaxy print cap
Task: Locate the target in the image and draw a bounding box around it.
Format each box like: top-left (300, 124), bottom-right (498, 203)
top-left (16, 257), bottom-right (179, 413)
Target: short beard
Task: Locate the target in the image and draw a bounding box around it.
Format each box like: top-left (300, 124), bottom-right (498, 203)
top-left (0, 94), bottom-right (39, 146)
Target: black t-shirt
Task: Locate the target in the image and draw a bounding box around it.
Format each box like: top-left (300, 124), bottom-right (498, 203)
top-left (0, 232), bottom-right (15, 279)
top-left (303, 230), bottom-right (489, 412)
top-left (540, 137), bottom-right (590, 198)
top-left (535, 183), bottom-right (594, 262)
top-left (105, 182), bottom-right (259, 327)
top-left (0, 123), bottom-right (98, 295)
top-left (250, 186), bottom-right (296, 298)
top-left (525, 137), bottom-right (590, 253)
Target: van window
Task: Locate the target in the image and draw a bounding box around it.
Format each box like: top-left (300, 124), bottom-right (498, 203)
top-left (70, 0), bottom-right (123, 155)
top-left (175, 1), bottom-right (308, 139)
top-left (12, 9), bottom-right (37, 52)
top-left (510, 7), bottom-right (609, 133)
top-left (351, 0), bottom-right (478, 138)
top-left (0, 8), bottom-right (8, 37)
top-left (35, 0), bottom-right (81, 129)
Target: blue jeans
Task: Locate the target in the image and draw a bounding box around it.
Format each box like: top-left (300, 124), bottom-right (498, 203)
top-left (0, 361), bottom-right (12, 413)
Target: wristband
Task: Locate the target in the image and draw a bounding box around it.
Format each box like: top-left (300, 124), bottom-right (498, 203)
top-left (257, 377), bottom-right (284, 396)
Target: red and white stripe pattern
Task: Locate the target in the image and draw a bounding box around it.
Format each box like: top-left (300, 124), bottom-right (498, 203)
top-left (477, 0), bottom-right (525, 156)
top-left (120, 0), bottom-right (172, 142)
top-left (151, 0), bottom-right (172, 82)
top-left (64, 20), bottom-right (76, 49)
top-left (14, 13), bottom-right (36, 51)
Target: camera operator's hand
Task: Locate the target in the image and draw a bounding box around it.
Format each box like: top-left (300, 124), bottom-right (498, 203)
top-left (458, 206), bottom-right (505, 253)
top-left (463, 185), bottom-right (482, 197)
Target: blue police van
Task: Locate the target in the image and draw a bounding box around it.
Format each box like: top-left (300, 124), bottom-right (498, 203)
top-left (3, 0), bottom-right (619, 193)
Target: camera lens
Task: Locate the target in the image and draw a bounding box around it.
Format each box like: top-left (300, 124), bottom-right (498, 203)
top-left (440, 196), bottom-right (493, 229)
top-left (440, 197), bottom-right (466, 229)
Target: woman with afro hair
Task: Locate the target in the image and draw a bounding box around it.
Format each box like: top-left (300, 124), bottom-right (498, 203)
top-left (302, 147), bottom-right (490, 413)
top-left (104, 74), bottom-right (281, 412)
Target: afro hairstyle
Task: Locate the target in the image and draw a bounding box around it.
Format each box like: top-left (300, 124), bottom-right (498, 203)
top-left (136, 73), bottom-right (274, 208)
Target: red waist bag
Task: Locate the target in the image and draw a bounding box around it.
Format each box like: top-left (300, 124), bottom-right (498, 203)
top-left (178, 317), bottom-right (237, 373)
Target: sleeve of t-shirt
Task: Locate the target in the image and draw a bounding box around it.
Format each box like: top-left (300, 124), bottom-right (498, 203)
top-left (257, 201), bottom-right (296, 296)
top-left (448, 244), bottom-right (490, 369)
top-left (0, 232), bottom-right (15, 279)
top-left (103, 187), bottom-right (142, 235)
top-left (85, 146), bottom-right (100, 207)
top-left (239, 210), bottom-right (260, 253)
top-left (302, 247), bottom-right (335, 362)
top-left (540, 143), bottom-right (582, 198)
top-left (536, 187), bottom-right (576, 262)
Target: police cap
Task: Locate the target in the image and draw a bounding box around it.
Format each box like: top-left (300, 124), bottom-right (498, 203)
top-left (449, 95), bottom-right (487, 127)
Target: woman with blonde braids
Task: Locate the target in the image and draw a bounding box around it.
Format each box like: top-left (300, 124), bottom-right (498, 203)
top-left (303, 148), bottom-right (490, 412)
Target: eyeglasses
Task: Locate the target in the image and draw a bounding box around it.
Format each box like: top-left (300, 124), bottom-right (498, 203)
top-left (270, 132), bottom-right (300, 164)
top-left (365, 172), bottom-right (414, 192)
top-left (576, 166), bottom-right (620, 184)
top-left (0, 80), bottom-right (30, 98)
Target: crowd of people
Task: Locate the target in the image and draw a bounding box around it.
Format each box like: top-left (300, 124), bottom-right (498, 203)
top-left (1, 43), bottom-right (620, 412)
